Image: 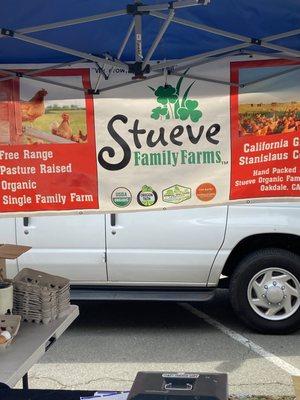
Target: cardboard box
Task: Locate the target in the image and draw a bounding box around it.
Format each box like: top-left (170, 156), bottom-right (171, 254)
top-left (0, 244), bottom-right (31, 281)
top-left (293, 375), bottom-right (300, 400)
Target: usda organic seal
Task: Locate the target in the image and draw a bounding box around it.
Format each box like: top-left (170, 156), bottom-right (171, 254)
top-left (111, 187), bottom-right (132, 208)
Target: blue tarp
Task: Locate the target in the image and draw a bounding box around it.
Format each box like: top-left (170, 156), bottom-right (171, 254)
top-left (0, 0), bottom-right (299, 65)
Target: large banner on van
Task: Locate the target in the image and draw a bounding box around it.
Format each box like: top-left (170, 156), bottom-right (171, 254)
top-left (0, 58), bottom-right (299, 215)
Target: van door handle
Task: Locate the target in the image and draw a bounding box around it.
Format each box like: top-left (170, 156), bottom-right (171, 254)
top-left (110, 214), bottom-right (116, 226)
top-left (23, 217), bottom-right (29, 227)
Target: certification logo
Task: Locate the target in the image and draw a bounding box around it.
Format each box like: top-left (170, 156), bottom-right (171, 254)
top-left (137, 185), bottom-right (158, 207)
top-left (111, 187), bottom-right (132, 208)
top-left (162, 184), bottom-right (191, 204)
top-left (196, 183), bottom-right (217, 202)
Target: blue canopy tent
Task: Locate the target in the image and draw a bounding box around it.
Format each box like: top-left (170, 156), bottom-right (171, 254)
top-left (0, 0), bottom-right (299, 94)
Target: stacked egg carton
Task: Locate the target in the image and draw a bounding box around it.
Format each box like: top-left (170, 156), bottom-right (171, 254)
top-left (13, 268), bottom-right (70, 324)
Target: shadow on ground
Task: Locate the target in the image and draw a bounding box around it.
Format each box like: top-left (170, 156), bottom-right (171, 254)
top-left (40, 289), bottom-right (300, 370)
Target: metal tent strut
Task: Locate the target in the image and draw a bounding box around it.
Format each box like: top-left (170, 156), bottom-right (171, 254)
top-left (0, 29), bottom-right (128, 70)
top-left (0, 68), bottom-right (86, 92)
top-left (142, 8), bottom-right (175, 70)
top-left (0, 59), bottom-right (87, 83)
top-left (0, 0), bottom-right (299, 93)
top-left (93, 19), bottom-right (135, 94)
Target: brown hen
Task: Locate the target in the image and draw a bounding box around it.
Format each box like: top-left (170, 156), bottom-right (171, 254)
top-left (20, 89), bottom-right (48, 123)
top-left (52, 113), bottom-right (72, 139)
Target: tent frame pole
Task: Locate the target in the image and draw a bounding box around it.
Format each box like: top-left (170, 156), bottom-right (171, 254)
top-left (150, 11), bottom-right (250, 42)
top-left (99, 73), bottom-right (164, 93)
top-left (173, 49), bottom-right (251, 72)
top-left (138, 0), bottom-right (210, 12)
top-left (93, 62), bottom-right (109, 93)
top-left (242, 65), bottom-right (300, 88)
top-left (151, 43), bottom-right (251, 70)
top-left (118, 19), bottom-right (135, 60)
top-left (172, 71), bottom-right (241, 87)
top-left (0, 1), bottom-right (299, 91)
top-left (0, 59), bottom-right (86, 83)
top-left (244, 50), bottom-right (300, 62)
top-left (263, 28), bottom-right (300, 42)
top-left (134, 1), bottom-right (143, 63)
top-left (1, 29), bottom-right (128, 70)
top-left (142, 8), bottom-right (174, 70)
top-left (21, 75), bottom-right (86, 92)
top-left (0, 68), bottom-right (85, 91)
top-left (260, 42), bottom-right (300, 58)
top-left (173, 49), bottom-right (300, 74)
top-left (150, 10), bottom-right (300, 72)
top-left (93, 19), bottom-right (135, 93)
top-left (15, 10), bottom-right (127, 35)
top-left (4, 0), bottom-right (209, 37)
top-left (151, 10), bottom-right (300, 48)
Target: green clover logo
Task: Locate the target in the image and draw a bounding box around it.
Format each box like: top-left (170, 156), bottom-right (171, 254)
top-left (154, 85), bottom-right (178, 105)
top-left (151, 106), bottom-right (169, 120)
top-left (177, 100), bottom-right (203, 122)
top-left (149, 71), bottom-right (203, 123)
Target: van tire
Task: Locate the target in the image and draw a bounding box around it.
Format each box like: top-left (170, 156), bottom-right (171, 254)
top-left (229, 248), bottom-right (300, 334)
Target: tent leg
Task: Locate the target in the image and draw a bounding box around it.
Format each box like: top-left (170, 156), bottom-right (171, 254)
top-left (22, 374), bottom-right (29, 390)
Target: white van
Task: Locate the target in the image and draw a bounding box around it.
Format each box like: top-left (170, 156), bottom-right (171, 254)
top-left (2, 203), bottom-right (300, 334)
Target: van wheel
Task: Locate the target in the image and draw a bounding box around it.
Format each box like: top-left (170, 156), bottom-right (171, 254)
top-left (229, 248), bottom-right (300, 334)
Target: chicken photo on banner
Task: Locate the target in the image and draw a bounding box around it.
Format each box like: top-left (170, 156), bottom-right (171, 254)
top-left (20, 88), bottom-right (48, 125)
top-left (0, 72), bottom-right (89, 145)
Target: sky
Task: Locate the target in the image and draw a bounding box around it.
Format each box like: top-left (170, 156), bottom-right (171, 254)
top-left (20, 75), bottom-right (86, 108)
top-left (239, 65), bottom-right (300, 104)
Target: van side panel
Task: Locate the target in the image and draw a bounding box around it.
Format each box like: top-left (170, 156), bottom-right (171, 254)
top-left (15, 215), bottom-right (107, 282)
top-left (208, 203), bottom-right (300, 286)
top-left (106, 207), bottom-right (228, 285)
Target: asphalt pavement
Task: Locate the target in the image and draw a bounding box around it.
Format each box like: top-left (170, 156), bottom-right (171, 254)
top-left (21, 289), bottom-right (300, 396)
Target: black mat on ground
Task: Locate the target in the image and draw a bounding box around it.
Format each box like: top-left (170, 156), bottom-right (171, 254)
top-left (0, 387), bottom-right (97, 399)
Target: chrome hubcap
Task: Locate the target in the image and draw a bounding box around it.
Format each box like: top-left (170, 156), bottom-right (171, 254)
top-left (247, 268), bottom-right (300, 321)
top-left (265, 284), bottom-right (284, 304)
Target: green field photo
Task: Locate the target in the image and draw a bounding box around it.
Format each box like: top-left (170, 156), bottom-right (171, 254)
top-left (24, 109), bottom-right (86, 135)
top-left (22, 107), bottom-right (87, 144)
